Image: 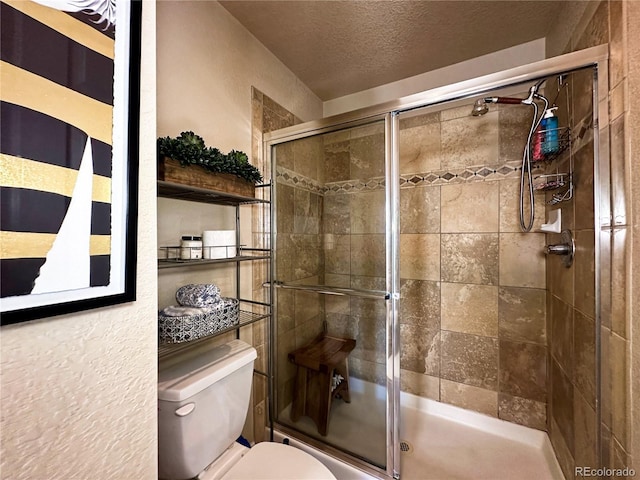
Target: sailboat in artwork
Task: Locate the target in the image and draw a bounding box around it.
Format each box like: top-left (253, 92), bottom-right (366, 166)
top-left (31, 137), bottom-right (93, 294)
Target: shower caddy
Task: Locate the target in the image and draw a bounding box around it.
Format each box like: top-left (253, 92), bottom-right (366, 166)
top-left (531, 77), bottom-right (574, 207)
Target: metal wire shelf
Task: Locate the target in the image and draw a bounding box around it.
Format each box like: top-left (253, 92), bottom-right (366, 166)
top-left (158, 308), bottom-right (270, 359)
top-left (533, 173), bottom-right (570, 192)
top-left (531, 127), bottom-right (571, 165)
top-left (158, 245), bottom-right (270, 269)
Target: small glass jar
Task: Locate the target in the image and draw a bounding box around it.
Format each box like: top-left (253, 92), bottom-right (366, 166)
top-left (180, 235), bottom-right (202, 260)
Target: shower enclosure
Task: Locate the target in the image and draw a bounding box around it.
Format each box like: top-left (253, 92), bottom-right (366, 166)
top-left (266, 45), bottom-right (609, 479)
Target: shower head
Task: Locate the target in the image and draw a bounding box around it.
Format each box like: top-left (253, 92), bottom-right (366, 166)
top-left (471, 98), bottom-right (489, 116)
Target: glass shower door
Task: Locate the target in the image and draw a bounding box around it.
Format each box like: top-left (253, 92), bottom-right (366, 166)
top-left (270, 118), bottom-right (397, 474)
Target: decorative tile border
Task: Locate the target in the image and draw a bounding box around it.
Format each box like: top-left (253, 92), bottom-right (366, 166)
top-left (323, 176), bottom-right (385, 194)
top-left (275, 166), bottom-right (324, 195)
top-left (277, 161), bottom-right (524, 196)
top-left (398, 161), bottom-right (523, 189)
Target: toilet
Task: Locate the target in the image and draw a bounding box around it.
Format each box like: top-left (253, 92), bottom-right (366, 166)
top-left (158, 339), bottom-right (336, 480)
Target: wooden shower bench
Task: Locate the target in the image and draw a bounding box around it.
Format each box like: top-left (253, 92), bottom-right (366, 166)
top-left (288, 333), bottom-right (356, 436)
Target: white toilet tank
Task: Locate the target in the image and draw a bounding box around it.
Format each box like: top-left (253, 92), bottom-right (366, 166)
top-left (158, 340), bottom-right (257, 480)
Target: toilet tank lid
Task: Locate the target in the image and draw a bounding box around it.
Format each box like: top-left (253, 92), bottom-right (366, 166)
top-left (158, 340), bottom-right (257, 402)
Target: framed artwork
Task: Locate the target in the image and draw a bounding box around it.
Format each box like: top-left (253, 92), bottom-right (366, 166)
top-left (0, 0), bottom-right (141, 324)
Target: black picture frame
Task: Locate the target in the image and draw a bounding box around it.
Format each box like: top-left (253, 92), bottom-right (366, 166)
top-left (0, 0), bottom-right (142, 325)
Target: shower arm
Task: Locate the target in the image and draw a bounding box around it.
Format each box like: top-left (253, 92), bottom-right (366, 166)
top-left (484, 96), bottom-right (524, 104)
top-left (484, 83), bottom-right (543, 106)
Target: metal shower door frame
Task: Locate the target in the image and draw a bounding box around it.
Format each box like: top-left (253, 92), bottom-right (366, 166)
top-left (267, 113), bottom-right (396, 479)
top-left (265, 44), bottom-right (609, 479)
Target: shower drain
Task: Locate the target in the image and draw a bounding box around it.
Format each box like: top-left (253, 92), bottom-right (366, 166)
top-left (399, 440), bottom-right (413, 454)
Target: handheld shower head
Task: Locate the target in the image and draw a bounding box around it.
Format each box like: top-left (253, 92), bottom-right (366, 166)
top-left (471, 98), bottom-right (489, 116)
top-left (472, 80), bottom-right (548, 116)
top-left (471, 96), bottom-right (525, 116)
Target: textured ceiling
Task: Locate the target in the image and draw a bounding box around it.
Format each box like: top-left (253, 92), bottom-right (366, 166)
top-left (219, 0), bottom-right (569, 101)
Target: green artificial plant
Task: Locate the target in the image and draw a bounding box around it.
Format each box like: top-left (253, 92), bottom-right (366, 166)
top-left (158, 131), bottom-right (263, 184)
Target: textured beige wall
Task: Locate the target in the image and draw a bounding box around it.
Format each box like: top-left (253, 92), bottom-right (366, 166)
top-left (156, 1), bottom-right (322, 150)
top-left (0, 2), bottom-right (158, 479)
top-left (156, 197), bottom-right (237, 309)
top-left (544, 1), bottom-right (599, 59)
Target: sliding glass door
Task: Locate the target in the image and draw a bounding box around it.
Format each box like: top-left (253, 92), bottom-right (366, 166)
top-left (269, 117), bottom-right (400, 476)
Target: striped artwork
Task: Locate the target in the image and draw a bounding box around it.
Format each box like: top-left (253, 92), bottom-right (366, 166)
top-left (0, 0), bottom-right (115, 299)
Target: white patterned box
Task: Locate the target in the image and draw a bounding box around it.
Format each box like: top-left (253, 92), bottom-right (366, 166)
top-left (158, 298), bottom-right (239, 344)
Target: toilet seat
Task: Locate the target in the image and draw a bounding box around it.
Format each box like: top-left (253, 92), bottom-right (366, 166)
top-left (221, 442), bottom-right (336, 480)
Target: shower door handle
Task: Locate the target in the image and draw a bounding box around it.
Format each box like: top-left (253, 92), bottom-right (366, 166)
top-left (271, 281), bottom-right (390, 300)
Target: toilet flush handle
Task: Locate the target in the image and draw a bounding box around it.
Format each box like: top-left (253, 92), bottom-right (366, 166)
top-left (175, 403), bottom-right (195, 417)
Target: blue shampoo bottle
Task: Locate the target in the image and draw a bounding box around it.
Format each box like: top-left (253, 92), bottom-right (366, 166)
top-left (541, 107), bottom-right (559, 155)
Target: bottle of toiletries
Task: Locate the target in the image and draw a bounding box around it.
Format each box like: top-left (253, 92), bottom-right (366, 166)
top-left (541, 107), bottom-right (559, 155)
top-left (180, 235), bottom-right (202, 260)
top-left (532, 126), bottom-right (543, 162)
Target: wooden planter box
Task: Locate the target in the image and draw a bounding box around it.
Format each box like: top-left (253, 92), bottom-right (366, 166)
top-left (158, 157), bottom-right (256, 198)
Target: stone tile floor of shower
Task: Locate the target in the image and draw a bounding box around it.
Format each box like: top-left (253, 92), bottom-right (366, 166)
top-left (281, 378), bottom-right (564, 480)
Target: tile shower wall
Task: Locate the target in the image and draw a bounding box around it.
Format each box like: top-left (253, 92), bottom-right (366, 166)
top-left (545, 1), bottom-right (633, 477)
top-left (393, 105), bottom-right (548, 429)
top-left (543, 68), bottom-right (600, 479)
